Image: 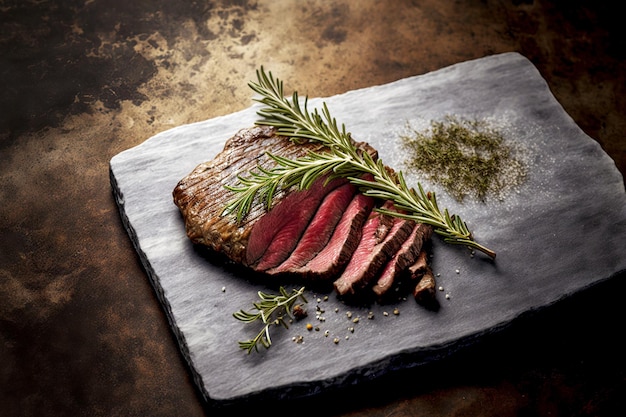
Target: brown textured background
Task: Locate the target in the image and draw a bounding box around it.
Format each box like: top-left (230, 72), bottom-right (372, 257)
top-left (1, 1), bottom-right (624, 416)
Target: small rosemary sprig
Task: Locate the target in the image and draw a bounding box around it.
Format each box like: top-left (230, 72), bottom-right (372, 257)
top-left (222, 67), bottom-right (495, 259)
top-left (233, 286), bottom-right (307, 354)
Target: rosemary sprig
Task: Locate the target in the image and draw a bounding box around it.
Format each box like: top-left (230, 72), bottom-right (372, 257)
top-left (223, 67), bottom-right (496, 259)
top-left (233, 286), bottom-right (307, 354)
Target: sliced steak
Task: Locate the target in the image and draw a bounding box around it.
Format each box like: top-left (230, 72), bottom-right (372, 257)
top-left (293, 193), bottom-right (375, 281)
top-left (372, 222), bottom-right (433, 298)
top-left (266, 181), bottom-right (357, 274)
top-left (333, 202), bottom-right (414, 296)
top-left (249, 176), bottom-right (347, 269)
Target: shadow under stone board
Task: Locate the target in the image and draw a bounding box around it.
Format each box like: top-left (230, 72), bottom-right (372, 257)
top-left (109, 52), bottom-right (626, 407)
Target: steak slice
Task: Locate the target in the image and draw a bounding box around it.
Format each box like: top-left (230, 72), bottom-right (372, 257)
top-left (293, 193), bottom-right (375, 281)
top-left (372, 222), bottom-right (433, 298)
top-left (266, 181), bottom-right (357, 274)
top-left (408, 249), bottom-right (429, 279)
top-left (407, 249), bottom-right (438, 306)
top-left (333, 202), bottom-right (414, 296)
top-left (413, 266), bottom-right (437, 305)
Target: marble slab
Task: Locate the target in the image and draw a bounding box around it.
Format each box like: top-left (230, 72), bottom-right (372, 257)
top-left (109, 53), bottom-right (626, 407)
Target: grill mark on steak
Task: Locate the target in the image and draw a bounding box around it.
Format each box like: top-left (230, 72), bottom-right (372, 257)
top-left (249, 176), bottom-right (348, 269)
top-left (372, 222), bottom-right (433, 298)
top-left (266, 181), bottom-right (357, 274)
top-left (333, 202), bottom-right (414, 297)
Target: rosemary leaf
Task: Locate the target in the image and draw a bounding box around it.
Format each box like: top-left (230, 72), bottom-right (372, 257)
top-left (234, 286), bottom-right (307, 354)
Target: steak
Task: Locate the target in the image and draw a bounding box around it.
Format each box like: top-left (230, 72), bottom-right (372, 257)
top-left (173, 125), bottom-right (435, 302)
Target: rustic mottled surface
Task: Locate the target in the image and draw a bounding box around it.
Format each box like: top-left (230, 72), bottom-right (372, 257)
top-left (1, 1), bottom-right (625, 416)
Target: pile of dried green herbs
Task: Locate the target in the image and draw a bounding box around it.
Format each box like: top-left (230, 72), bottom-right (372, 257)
top-left (400, 116), bottom-right (527, 202)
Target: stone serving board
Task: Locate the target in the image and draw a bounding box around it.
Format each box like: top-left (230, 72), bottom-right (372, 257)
top-left (110, 53), bottom-right (626, 407)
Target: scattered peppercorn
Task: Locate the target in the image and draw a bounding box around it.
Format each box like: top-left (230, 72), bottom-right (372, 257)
top-left (292, 304), bottom-right (307, 319)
